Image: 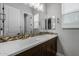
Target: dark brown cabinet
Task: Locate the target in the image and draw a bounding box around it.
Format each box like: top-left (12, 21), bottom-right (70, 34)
top-left (16, 37), bottom-right (57, 56)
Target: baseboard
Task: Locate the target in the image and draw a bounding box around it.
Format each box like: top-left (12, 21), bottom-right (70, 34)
top-left (56, 52), bottom-right (64, 56)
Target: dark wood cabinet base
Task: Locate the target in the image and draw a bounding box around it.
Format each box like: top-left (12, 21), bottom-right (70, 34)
top-left (16, 37), bottom-right (57, 56)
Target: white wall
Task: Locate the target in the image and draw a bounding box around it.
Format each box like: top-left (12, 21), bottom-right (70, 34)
top-left (39, 12), bottom-right (46, 31)
top-left (46, 3), bottom-right (64, 55)
top-left (47, 3), bottom-right (79, 56)
top-left (61, 3), bottom-right (79, 56)
top-left (38, 4), bottom-right (47, 32)
top-left (46, 3), bottom-right (62, 33)
top-left (62, 3), bottom-right (79, 14)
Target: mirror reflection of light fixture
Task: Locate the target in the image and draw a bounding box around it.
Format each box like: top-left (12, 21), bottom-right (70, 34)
top-left (52, 16), bottom-right (56, 19)
top-left (24, 3), bottom-right (43, 11)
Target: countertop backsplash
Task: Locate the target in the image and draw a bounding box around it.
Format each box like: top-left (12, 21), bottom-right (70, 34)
top-left (0, 32), bottom-right (55, 43)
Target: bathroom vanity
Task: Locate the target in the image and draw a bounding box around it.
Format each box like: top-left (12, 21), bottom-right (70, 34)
top-left (0, 34), bottom-right (57, 56)
top-left (16, 36), bottom-right (57, 56)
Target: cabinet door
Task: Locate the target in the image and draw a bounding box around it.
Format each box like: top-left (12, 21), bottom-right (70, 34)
top-left (40, 40), bottom-right (54, 56)
top-left (41, 43), bottom-right (47, 56)
top-left (31, 44), bottom-right (42, 56)
top-left (42, 37), bottom-right (57, 56)
top-left (44, 39), bottom-right (54, 56)
top-left (52, 37), bottom-right (57, 55)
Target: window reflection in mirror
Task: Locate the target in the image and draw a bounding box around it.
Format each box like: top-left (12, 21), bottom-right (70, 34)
top-left (34, 13), bottom-right (39, 33)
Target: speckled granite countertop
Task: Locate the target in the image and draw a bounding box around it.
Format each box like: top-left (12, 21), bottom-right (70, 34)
top-left (0, 34), bottom-right (57, 56)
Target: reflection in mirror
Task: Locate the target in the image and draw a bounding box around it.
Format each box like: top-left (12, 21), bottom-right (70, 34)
top-left (24, 14), bottom-right (33, 35)
top-left (45, 17), bottom-right (56, 30)
top-left (0, 3), bottom-right (54, 43)
top-left (52, 16), bottom-right (56, 29)
top-left (34, 13), bottom-right (39, 33)
top-left (45, 19), bottom-right (47, 30)
top-left (24, 13), bottom-right (28, 35)
top-left (48, 18), bottom-right (51, 29)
